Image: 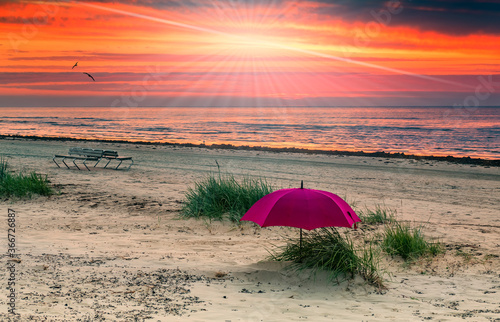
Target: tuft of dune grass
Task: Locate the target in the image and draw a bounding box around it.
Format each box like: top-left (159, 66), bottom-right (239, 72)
top-left (181, 171), bottom-right (273, 222)
top-left (357, 204), bottom-right (395, 224)
top-left (0, 158), bottom-right (53, 198)
top-left (382, 221), bottom-right (442, 261)
top-left (271, 227), bottom-right (385, 289)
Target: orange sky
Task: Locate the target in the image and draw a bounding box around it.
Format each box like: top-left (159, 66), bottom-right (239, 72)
top-left (1, 0), bottom-right (500, 107)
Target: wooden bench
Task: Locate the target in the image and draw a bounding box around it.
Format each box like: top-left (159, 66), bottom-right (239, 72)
top-left (53, 147), bottom-right (133, 171)
top-left (99, 150), bottom-right (134, 170)
top-left (53, 147), bottom-right (103, 171)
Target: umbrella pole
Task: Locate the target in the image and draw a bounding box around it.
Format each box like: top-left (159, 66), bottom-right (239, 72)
top-left (300, 181), bottom-right (303, 260)
top-left (300, 228), bottom-right (303, 259)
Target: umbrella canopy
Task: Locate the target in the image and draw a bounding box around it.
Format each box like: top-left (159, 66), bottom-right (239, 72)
top-left (240, 185), bottom-right (360, 230)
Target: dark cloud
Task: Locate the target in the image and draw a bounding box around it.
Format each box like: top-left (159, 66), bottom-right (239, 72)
top-left (8, 52), bottom-right (428, 63)
top-left (87, 0), bottom-right (285, 9)
top-left (0, 15), bottom-right (55, 25)
top-left (74, 0), bottom-right (277, 11)
top-left (310, 0), bottom-right (500, 35)
top-left (0, 16), bottom-right (26, 24)
top-left (2, 91), bottom-right (500, 107)
top-left (2, 0), bottom-right (499, 36)
top-left (76, 0), bottom-right (500, 35)
top-left (0, 71), bottom-right (364, 85)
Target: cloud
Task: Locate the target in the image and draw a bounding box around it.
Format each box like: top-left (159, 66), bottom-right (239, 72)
top-left (69, 0), bottom-right (500, 35)
top-left (8, 51), bottom-right (431, 63)
top-left (0, 71), bottom-right (366, 86)
top-left (3, 0), bottom-right (500, 36)
top-left (308, 0), bottom-right (500, 35)
top-left (86, 0), bottom-right (286, 9)
top-left (2, 90), bottom-right (500, 107)
top-left (0, 16), bottom-right (27, 24)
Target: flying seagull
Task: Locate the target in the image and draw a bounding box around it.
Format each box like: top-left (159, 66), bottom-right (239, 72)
top-left (72, 62), bottom-right (78, 69)
top-left (83, 72), bottom-right (95, 81)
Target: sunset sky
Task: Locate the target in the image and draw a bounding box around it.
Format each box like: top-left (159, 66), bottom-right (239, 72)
top-left (1, 0), bottom-right (500, 107)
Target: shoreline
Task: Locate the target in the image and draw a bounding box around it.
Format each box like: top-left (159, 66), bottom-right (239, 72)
top-left (1, 134), bottom-right (499, 167)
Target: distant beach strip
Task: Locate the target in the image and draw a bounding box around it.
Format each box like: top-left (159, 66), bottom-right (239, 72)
top-left (1, 135), bottom-right (498, 167)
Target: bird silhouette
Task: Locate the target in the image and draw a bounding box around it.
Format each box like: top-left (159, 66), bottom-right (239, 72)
top-left (72, 62), bottom-right (78, 69)
top-left (83, 72), bottom-right (95, 81)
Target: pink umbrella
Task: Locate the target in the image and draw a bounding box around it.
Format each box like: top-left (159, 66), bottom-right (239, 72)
top-left (240, 181), bottom-right (361, 247)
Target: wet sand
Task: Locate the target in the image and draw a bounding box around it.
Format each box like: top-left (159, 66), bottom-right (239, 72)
top-left (0, 138), bottom-right (499, 321)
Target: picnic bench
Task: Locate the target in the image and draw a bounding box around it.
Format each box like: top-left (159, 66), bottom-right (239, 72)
top-left (53, 147), bottom-right (133, 171)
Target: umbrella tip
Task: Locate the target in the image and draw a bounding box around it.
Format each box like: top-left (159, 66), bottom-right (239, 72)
top-left (301, 180), bottom-right (303, 189)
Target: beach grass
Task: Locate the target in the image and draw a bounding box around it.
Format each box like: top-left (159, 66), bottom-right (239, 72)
top-left (357, 205), bottom-right (395, 224)
top-left (271, 227), bottom-right (385, 288)
top-left (181, 172), bottom-right (273, 222)
top-left (0, 158), bottom-right (53, 198)
top-left (0, 158), bottom-right (7, 179)
top-left (382, 221), bottom-right (442, 261)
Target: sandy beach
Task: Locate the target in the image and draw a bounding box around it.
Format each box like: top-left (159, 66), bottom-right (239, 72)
top-left (0, 138), bottom-right (499, 321)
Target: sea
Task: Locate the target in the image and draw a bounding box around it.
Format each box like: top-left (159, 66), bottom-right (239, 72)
top-left (1, 107), bottom-right (499, 159)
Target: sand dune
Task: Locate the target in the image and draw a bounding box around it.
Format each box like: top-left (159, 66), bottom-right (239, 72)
top-left (0, 138), bottom-right (499, 321)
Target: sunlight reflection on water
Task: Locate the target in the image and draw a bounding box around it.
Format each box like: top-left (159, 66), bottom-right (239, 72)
top-left (1, 107), bottom-right (498, 159)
